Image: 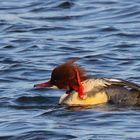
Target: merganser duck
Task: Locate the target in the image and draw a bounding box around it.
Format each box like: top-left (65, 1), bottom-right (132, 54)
top-left (34, 60), bottom-right (140, 106)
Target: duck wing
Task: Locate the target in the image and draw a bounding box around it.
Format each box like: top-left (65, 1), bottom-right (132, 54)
top-left (103, 78), bottom-right (140, 91)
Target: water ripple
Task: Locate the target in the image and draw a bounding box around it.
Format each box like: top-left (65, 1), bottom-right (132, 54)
top-left (0, 0), bottom-right (140, 139)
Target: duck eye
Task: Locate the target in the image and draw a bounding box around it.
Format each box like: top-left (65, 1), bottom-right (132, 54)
top-left (54, 80), bottom-right (57, 83)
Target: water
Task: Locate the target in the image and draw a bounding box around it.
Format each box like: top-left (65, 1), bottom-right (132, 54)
top-left (0, 0), bottom-right (140, 139)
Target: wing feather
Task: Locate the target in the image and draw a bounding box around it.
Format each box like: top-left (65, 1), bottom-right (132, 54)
top-left (103, 78), bottom-right (140, 91)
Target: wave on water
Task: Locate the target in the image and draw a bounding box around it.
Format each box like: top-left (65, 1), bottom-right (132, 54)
top-left (0, 0), bottom-right (140, 139)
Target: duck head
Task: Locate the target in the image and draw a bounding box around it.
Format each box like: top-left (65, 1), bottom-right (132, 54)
top-left (34, 60), bottom-right (88, 99)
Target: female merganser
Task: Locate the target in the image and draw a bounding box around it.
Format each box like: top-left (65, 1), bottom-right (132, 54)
top-left (34, 60), bottom-right (140, 106)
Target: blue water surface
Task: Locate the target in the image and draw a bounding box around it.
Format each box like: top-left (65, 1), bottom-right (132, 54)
top-left (0, 0), bottom-right (140, 139)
